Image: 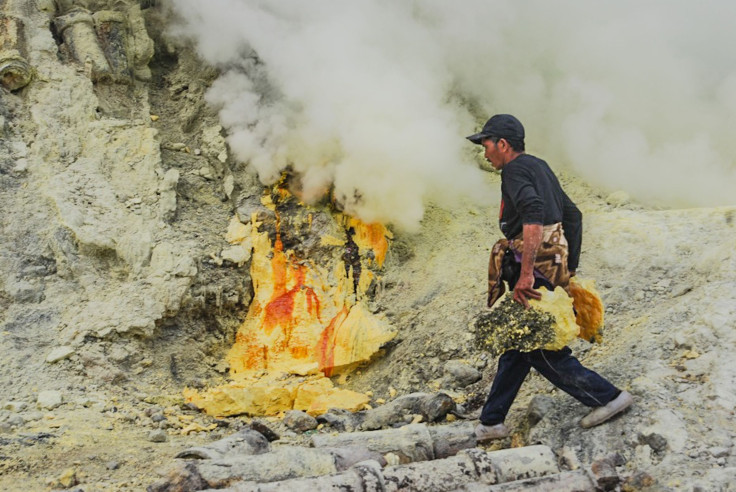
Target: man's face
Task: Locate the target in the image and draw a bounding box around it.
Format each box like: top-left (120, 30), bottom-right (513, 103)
top-left (481, 138), bottom-right (505, 170)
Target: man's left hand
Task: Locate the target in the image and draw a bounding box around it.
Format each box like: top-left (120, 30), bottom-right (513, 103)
top-left (513, 273), bottom-right (541, 309)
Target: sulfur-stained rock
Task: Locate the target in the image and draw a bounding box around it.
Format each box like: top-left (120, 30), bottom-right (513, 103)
top-left (158, 169), bottom-right (179, 223)
top-left (300, 385), bottom-right (370, 416)
top-left (184, 374), bottom-right (369, 417)
top-left (224, 216), bottom-right (395, 378)
top-left (4, 401), bottom-right (27, 412)
top-left (187, 202), bottom-right (395, 418)
top-left (125, 4), bottom-right (154, 80)
top-left (183, 378), bottom-right (296, 417)
top-left (422, 393), bottom-right (456, 422)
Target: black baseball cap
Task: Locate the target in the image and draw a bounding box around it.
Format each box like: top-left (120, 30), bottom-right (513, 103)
top-left (466, 114), bottom-right (525, 145)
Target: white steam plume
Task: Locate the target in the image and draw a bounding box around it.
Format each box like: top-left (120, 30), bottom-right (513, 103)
top-left (171, 0), bottom-right (736, 230)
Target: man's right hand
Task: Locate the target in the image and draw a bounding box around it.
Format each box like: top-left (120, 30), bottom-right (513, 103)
top-left (513, 272), bottom-right (541, 309)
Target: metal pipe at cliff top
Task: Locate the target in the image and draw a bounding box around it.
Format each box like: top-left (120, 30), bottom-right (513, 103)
top-left (54, 8), bottom-right (112, 82)
top-left (0, 14), bottom-right (33, 91)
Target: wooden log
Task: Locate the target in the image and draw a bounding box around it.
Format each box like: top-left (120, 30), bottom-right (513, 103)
top-left (194, 447), bottom-right (339, 488)
top-left (203, 445), bottom-right (563, 492)
top-left (93, 10), bottom-right (131, 83)
top-left (54, 8), bottom-right (112, 82)
top-left (175, 429), bottom-right (270, 460)
top-left (225, 460), bottom-right (385, 492)
top-left (311, 423), bottom-right (435, 463)
top-left (427, 422), bottom-right (476, 459)
top-left (0, 15), bottom-right (32, 91)
top-left (460, 470), bottom-right (595, 491)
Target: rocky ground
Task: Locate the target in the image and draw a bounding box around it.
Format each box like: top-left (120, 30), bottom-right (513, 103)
top-left (1, 1), bottom-right (735, 491)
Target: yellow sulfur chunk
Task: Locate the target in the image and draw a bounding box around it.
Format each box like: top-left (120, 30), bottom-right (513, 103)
top-left (529, 287), bottom-right (580, 351)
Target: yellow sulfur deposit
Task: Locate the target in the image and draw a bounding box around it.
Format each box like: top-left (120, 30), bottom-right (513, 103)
top-left (185, 186), bottom-right (395, 417)
top-left (183, 374), bottom-right (370, 417)
top-left (568, 277), bottom-right (605, 342)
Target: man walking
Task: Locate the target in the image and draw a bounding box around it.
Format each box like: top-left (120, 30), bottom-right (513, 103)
top-left (467, 114), bottom-right (633, 441)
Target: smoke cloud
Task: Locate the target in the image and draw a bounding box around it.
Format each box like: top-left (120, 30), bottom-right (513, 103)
top-left (171, 0), bottom-right (736, 229)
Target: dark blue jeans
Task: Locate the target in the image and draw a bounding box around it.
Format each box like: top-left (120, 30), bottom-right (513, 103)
top-left (480, 346), bottom-right (620, 425)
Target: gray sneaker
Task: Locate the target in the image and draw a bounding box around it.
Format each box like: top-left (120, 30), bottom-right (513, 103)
top-left (474, 422), bottom-right (510, 441)
top-left (580, 391), bottom-right (634, 428)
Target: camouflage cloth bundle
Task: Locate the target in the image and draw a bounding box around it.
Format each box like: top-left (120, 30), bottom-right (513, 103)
top-left (486, 223), bottom-right (571, 308)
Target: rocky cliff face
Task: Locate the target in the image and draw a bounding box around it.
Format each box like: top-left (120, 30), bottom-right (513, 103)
top-left (1, 2), bottom-right (735, 491)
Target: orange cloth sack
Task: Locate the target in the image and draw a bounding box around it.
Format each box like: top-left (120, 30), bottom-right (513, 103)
top-left (569, 277), bottom-right (605, 343)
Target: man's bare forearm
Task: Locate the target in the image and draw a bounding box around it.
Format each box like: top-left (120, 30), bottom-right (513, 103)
top-left (521, 223), bottom-right (543, 278)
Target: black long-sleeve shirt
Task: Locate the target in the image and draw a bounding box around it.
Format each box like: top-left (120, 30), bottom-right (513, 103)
top-left (499, 154), bottom-right (582, 271)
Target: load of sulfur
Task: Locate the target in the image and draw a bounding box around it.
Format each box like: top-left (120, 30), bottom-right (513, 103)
top-left (474, 286), bottom-right (581, 356)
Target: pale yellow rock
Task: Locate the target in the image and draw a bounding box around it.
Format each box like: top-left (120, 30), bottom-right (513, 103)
top-left (225, 216), bottom-right (250, 244)
top-left (221, 244), bottom-right (251, 266)
top-left (58, 468), bottom-right (78, 488)
top-left (292, 377), bottom-right (334, 411)
top-left (683, 350), bottom-right (700, 360)
top-left (183, 381), bottom-right (296, 417)
top-left (306, 388), bottom-right (370, 416)
top-left (180, 422), bottom-right (218, 435)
